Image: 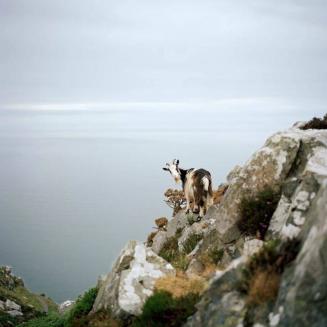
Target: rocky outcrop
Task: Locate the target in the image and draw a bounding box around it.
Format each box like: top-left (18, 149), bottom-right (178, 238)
top-left (92, 240), bottom-right (175, 319)
top-left (0, 266), bottom-right (57, 325)
top-left (269, 181), bottom-right (327, 327)
top-left (183, 124), bottom-right (327, 326)
top-left (209, 130), bottom-right (301, 243)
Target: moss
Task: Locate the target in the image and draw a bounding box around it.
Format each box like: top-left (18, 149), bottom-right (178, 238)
top-left (237, 187), bottom-right (281, 239)
top-left (132, 291), bottom-right (200, 327)
top-left (183, 234), bottom-right (203, 255)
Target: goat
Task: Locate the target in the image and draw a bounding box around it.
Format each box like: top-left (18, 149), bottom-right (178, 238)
top-left (163, 159), bottom-right (213, 219)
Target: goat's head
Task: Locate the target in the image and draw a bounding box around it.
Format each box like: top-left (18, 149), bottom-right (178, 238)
top-left (162, 159), bottom-right (181, 183)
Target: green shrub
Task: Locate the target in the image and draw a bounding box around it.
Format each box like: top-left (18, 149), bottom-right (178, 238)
top-left (132, 291), bottom-right (200, 327)
top-left (17, 312), bottom-right (65, 327)
top-left (208, 246), bottom-right (224, 265)
top-left (183, 234), bottom-right (203, 255)
top-left (237, 187), bottom-right (281, 239)
top-left (65, 287), bottom-right (98, 326)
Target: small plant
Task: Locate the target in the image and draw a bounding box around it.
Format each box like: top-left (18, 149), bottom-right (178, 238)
top-left (159, 237), bottom-right (179, 263)
top-left (208, 246), bottom-right (224, 265)
top-left (164, 189), bottom-right (186, 216)
top-left (65, 287), bottom-right (98, 326)
top-left (247, 270), bottom-right (280, 305)
top-left (237, 187), bottom-right (281, 239)
top-left (301, 113), bottom-right (327, 130)
top-left (238, 239), bottom-right (300, 304)
top-left (132, 291), bottom-right (200, 327)
top-left (159, 236), bottom-right (189, 271)
top-left (183, 233), bottom-right (203, 254)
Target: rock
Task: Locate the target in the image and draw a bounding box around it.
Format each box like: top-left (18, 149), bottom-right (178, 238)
top-left (178, 221), bottom-right (205, 252)
top-left (59, 300), bottom-right (75, 314)
top-left (269, 182), bottom-right (327, 327)
top-left (242, 238), bottom-right (264, 257)
top-left (0, 266), bottom-right (24, 290)
top-left (210, 130), bottom-right (301, 243)
top-left (166, 210), bottom-right (189, 238)
top-left (151, 231), bottom-right (168, 254)
top-left (0, 299), bottom-right (5, 310)
top-left (267, 128), bottom-right (327, 240)
top-left (5, 299), bottom-right (21, 311)
top-left (185, 258), bottom-right (246, 327)
top-left (7, 310), bottom-right (23, 317)
top-left (186, 259), bottom-right (205, 276)
top-left (226, 165), bottom-right (242, 184)
top-left (92, 240), bottom-right (175, 319)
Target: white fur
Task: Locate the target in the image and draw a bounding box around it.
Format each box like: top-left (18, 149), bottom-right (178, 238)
top-left (202, 176), bottom-right (210, 191)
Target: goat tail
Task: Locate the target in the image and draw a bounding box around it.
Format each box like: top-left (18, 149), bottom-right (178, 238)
top-left (201, 176), bottom-right (211, 192)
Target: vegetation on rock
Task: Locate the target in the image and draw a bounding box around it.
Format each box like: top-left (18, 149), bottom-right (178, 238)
top-left (301, 113), bottom-right (327, 130)
top-left (237, 187), bottom-right (281, 239)
top-left (238, 239), bottom-right (300, 302)
top-left (131, 291), bottom-right (200, 327)
top-left (182, 233), bottom-right (203, 254)
top-left (155, 273), bottom-right (207, 299)
top-left (164, 189), bottom-right (186, 216)
top-left (65, 287), bottom-right (98, 326)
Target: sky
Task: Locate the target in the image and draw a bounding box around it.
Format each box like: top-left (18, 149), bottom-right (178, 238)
top-left (0, 0), bottom-right (327, 109)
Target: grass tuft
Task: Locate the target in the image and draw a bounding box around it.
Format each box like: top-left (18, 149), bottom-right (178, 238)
top-left (132, 291), bottom-right (200, 327)
top-left (183, 234), bottom-right (203, 254)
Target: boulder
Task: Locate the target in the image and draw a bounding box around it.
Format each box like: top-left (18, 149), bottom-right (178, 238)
top-left (7, 310), bottom-right (23, 317)
top-left (267, 128), bottom-right (327, 240)
top-left (185, 257), bottom-right (246, 327)
top-left (209, 130), bottom-right (301, 243)
top-left (59, 300), bottom-right (75, 314)
top-left (166, 210), bottom-right (189, 238)
top-left (5, 299), bottom-right (21, 311)
top-left (92, 240), bottom-right (175, 319)
top-left (151, 231), bottom-right (168, 254)
top-left (269, 182), bottom-right (327, 327)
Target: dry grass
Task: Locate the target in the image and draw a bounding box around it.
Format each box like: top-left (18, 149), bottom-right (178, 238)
top-left (155, 272), bottom-right (207, 299)
top-left (247, 270), bottom-right (280, 305)
top-left (213, 184), bottom-right (228, 204)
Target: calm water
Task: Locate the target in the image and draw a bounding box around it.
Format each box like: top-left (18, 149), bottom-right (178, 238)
top-left (0, 103), bottom-right (322, 302)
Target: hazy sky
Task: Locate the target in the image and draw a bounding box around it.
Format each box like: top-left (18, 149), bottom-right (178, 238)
top-left (1, 0), bottom-right (327, 107)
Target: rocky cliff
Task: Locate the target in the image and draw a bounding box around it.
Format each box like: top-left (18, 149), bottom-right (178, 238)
top-left (91, 116), bottom-right (327, 327)
top-left (0, 266), bottom-right (57, 326)
top-left (5, 115), bottom-right (327, 327)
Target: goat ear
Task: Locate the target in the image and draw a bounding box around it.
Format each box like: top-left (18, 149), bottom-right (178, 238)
top-left (162, 167), bottom-right (169, 171)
